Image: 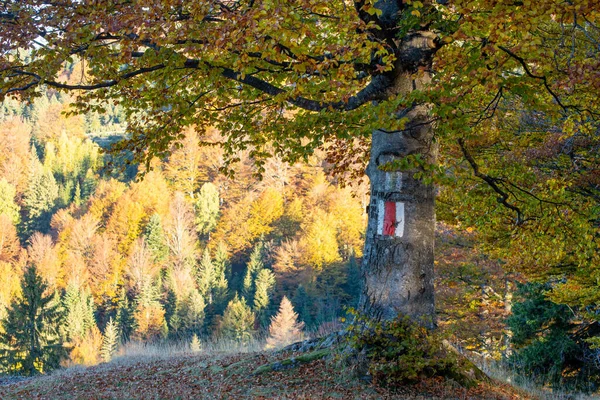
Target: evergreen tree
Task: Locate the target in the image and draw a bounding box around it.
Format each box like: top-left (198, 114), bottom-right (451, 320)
top-left (242, 241), bottom-right (265, 303)
top-left (81, 168), bottom-right (97, 200)
top-left (196, 248), bottom-right (230, 332)
top-left (0, 265), bottom-right (66, 375)
top-left (194, 182), bottom-right (220, 237)
top-left (219, 294), bottom-right (255, 344)
top-left (178, 289), bottom-right (205, 337)
top-left (22, 160), bottom-right (59, 237)
top-left (63, 284), bottom-right (96, 342)
top-left (196, 248), bottom-right (215, 301)
top-left (163, 288), bottom-right (180, 338)
top-left (115, 289), bottom-right (135, 343)
top-left (253, 268), bottom-right (276, 327)
top-left (293, 284), bottom-right (313, 329)
top-left (100, 317), bottom-right (119, 363)
top-left (0, 178), bottom-right (20, 225)
top-left (507, 283), bottom-right (591, 388)
top-left (143, 213), bottom-right (168, 262)
top-left (210, 249), bottom-right (229, 328)
top-left (344, 256), bottom-right (361, 308)
top-left (265, 296), bottom-right (305, 350)
top-left (133, 279), bottom-right (167, 341)
top-left (213, 242), bottom-right (231, 283)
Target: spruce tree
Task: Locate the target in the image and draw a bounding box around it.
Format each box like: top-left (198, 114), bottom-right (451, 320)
top-left (0, 265), bottom-right (66, 375)
top-left (100, 317), bottom-right (119, 363)
top-left (344, 256), bottom-right (361, 308)
top-left (213, 242), bottom-right (231, 282)
top-left (292, 285), bottom-right (313, 329)
top-left (194, 182), bottom-right (220, 237)
top-left (163, 288), bottom-right (180, 338)
top-left (219, 294), bottom-right (255, 344)
top-left (196, 248), bottom-right (215, 301)
top-left (0, 178), bottom-right (20, 225)
top-left (265, 296), bottom-right (305, 350)
top-left (242, 241), bottom-right (265, 303)
top-left (63, 284), bottom-right (96, 342)
top-left (115, 289), bottom-right (135, 343)
top-left (253, 268), bottom-right (275, 327)
top-left (143, 213), bottom-right (168, 262)
top-left (178, 289), bottom-right (205, 337)
top-left (22, 162), bottom-right (59, 238)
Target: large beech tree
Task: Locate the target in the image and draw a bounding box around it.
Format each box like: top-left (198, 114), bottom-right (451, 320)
top-left (1, 1), bottom-right (598, 326)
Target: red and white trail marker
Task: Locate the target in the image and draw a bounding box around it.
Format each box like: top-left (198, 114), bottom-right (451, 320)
top-left (377, 200), bottom-right (405, 237)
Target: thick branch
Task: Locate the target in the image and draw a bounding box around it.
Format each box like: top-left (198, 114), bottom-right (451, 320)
top-left (497, 45), bottom-right (569, 111)
top-left (7, 54), bottom-right (391, 112)
top-left (458, 138), bottom-right (525, 224)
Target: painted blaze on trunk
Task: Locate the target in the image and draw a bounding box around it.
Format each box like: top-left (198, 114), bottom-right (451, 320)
top-left (359, 123), bottom-right (436, 328)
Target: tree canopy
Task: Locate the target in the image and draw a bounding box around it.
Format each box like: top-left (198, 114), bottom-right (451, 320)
top-left (0, 0), bottom-right (598, 336)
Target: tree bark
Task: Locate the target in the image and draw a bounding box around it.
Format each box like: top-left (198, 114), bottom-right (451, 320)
top-left (359, 32), bottom-right (438, 328)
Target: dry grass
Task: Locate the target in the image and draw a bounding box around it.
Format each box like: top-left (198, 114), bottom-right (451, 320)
top-left (1, 341), bottom-right (535, 400)
top-left (476, 358), bottom-right (599, 400)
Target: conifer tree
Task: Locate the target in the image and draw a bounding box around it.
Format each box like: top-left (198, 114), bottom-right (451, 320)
top-left (242, 241), bottom-right (265, 303)
top-left (63, 284), bottom-right (96, 342)
top-left (194, 182), bottom-right (220, 237)
top-left (344, 256), bottom-right (361, 308)
top-left (100, 317), bottom-right (119, 363)
top-left (178, 289), bottom-right (205, 337)
top-left (253, 268), bottom-right (276, 327)
top-left (196, 248), bottom-right (229, 332)
top-left (0, 178), bottom-right (20, 225)
top-left (133, 279), bottom-right (167, 341)
top-left (0, 265), bottom-right (66, 375)
top-left (190, 333), bottom-right (201, 352)
top-left (209, 248), bottom-right (229, 329)
top-left (163, 288), bottom-right (180, 338)
top-left (219, 294), bottom-right (255, 344)
top-left (22, 159), bottom-right (59, 237)
top-left (62, 285), bottom-right (102, 366)
top-left (265, 296), bottom-right (305, 350)
top-left (213, 242), bottom-right (231, 283)
top-left (115, 289), bottom-right (135, 343)
top-left (196, 248), bottom-right (215, 301)
top-left (143, 213), bottom-right (168, 262)
top-left (293, 285), bottom-right (313, 329)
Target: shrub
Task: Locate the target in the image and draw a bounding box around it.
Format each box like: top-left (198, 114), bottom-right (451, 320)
top-left (346, 310), bottom-right (460, 387)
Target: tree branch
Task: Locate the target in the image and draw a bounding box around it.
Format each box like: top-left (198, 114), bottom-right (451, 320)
top-left (458, 138), bottom-right (525, 225)
top-left (497, 45), bottom-right (569, 111)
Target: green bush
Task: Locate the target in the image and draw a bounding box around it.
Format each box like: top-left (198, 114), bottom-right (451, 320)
top-left (346, 310), bottom-right (460, 386)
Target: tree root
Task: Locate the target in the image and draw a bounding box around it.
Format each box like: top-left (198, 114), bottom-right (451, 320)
top-left (442, 340), bottom-right (491, 388)
top-left (252, 349), bottom-right (331, 375)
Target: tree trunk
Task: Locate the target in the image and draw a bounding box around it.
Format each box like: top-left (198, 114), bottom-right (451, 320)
top-left (359, 32), bottom-right (437, 327)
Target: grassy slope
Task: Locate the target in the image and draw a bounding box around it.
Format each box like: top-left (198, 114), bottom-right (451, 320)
top-left (1, 350), bottom-right (531, 400)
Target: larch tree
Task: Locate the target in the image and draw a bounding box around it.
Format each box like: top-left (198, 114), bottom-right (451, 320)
top-left (100, 317), bottom-right (119, 363)
top-left (265, 296), bottom-right (305, 350)
top-left (0, 1), bottom-right (598, 329)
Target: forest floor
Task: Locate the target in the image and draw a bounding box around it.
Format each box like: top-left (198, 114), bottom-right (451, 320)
top-left (0, 349), bottom-right (533, 400)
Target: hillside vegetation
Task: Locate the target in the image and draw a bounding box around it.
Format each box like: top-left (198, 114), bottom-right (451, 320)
top-left (1, 347), bottom-right (532, 400)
